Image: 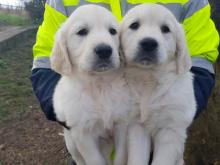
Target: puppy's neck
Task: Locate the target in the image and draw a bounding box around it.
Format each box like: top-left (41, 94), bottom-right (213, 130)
top-left (153, 60), bottom-right (179, 83)
top-left (125, 60), bottom-right (180, 88)
top-left (64, 70), bottom-right (124, 86)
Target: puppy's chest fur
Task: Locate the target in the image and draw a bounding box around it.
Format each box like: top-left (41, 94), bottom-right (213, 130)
top-left (126, 73), bottom-right (163, 119)
top-left (53, 73), bottom-right (133, 131)
top-left (125, 70), bottom-right (196, 134)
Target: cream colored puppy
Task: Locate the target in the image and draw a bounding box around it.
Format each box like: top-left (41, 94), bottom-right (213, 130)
top-left (120, 4), bottom-right (196, 165)
top-left (51, 5), bottom-right (132, 165)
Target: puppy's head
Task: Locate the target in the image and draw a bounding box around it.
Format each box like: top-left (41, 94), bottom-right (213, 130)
top-left (51, 5), bottom-right (120, 75)
top-left (120, 4), bottom-right (191, 74)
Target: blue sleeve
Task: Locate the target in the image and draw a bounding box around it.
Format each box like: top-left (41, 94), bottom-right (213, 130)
top-left (191, 66), bottom-right (215, 118)
top-left (30, 68), bottom-right (61, 121)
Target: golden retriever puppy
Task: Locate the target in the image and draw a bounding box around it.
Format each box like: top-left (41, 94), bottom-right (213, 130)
top-left (51, 5), bottom-right (132, 165)
top-left (120, 4), bottom-right (196, 165)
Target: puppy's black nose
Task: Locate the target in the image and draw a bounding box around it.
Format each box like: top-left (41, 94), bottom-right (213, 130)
top-left (95, 44), bottom-right (112, 60)
top-left (140, 38), bottom-right (158, 52)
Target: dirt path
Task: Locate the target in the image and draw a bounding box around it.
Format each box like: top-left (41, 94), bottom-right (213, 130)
top-left (0, 26), bottom-right (27, 42)
top-left (0, 26), bottom-right (12, 32)
top-left (0, 111), bottom-right (67, 165)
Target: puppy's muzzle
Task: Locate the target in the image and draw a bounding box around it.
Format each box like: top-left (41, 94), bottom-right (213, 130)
top-left (135, 37), bottom-right (158, 65)
top-left (95, 44), bottom-right (112, 60)
top-left (93, 44), bottom-right (114, 72)
top-left (140, 38), bottom-right (158, 52)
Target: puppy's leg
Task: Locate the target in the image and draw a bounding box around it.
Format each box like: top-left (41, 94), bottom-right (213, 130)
top-left (75, 132), bottom-right (107, 165)
top-left (151, 128), bottom-right (185, 165)
top-left (113, 123), bottom-right (127, 165)
top-left (64, 129), bottom-right (86, 165)
top-left (127, 123), bottom-right (151, 165)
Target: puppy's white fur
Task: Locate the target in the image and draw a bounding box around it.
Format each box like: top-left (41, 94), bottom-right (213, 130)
top-left (120, 4), bottom-right (196, 165)
top-left (51, 5), bottom-right (132, 165)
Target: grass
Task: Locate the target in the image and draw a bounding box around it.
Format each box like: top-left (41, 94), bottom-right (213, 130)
top-left (0, 33), bottom-right (38, 120)
top-left (0, 12), bottom-right (31, 26)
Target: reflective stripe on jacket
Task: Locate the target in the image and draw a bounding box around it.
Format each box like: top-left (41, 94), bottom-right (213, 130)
top-left (33, 0), bottom-right (219, 73)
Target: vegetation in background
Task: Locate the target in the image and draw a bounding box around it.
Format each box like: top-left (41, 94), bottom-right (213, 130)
top-left (24, 0), bottom-right (46, 24)
top-left (0, 33), bottom-right (36, 120)
top-left (209, 0), bottom-right (220, 31)
top-left (0, 12), bottom-right (31, 26)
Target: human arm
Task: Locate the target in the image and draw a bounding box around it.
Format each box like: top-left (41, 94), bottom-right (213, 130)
top-left (182, 0), bottom-right (219, 116)
top-left (31, 0), bottom-right (67, 121)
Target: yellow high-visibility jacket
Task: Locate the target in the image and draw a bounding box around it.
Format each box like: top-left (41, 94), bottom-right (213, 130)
top-left (33, 0), bottom-right (219, 74)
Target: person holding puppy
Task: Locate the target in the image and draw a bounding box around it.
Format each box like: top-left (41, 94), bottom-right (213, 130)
top-left (31, 0), bottom-right (219, 164)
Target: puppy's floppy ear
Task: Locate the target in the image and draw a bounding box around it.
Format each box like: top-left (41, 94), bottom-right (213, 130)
top-left (50, 31), bottom-right (73, 75)
top-left (175, 23), bottom-right (191, 74)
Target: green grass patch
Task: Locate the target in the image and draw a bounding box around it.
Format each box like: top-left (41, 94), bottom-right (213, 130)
top-left (0, 13), bottom-right (31, 26)
top-left (0, 59), bottom-right (7, 69)
top-left (0, 33), bottom-right (39, 120)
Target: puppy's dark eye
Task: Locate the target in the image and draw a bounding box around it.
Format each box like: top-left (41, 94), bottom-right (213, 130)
top-left (77, 28), bottom-right (88, 36)
top-left (129, 21), bottom-right (140, 30)
top-left (161, 25), bottom-right (170, 33)
top-left (109, 28), bottom-right (117, 35)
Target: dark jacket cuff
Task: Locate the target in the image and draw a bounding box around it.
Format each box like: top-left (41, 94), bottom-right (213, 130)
top-left (30, 68), bottom-right (61, 121)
